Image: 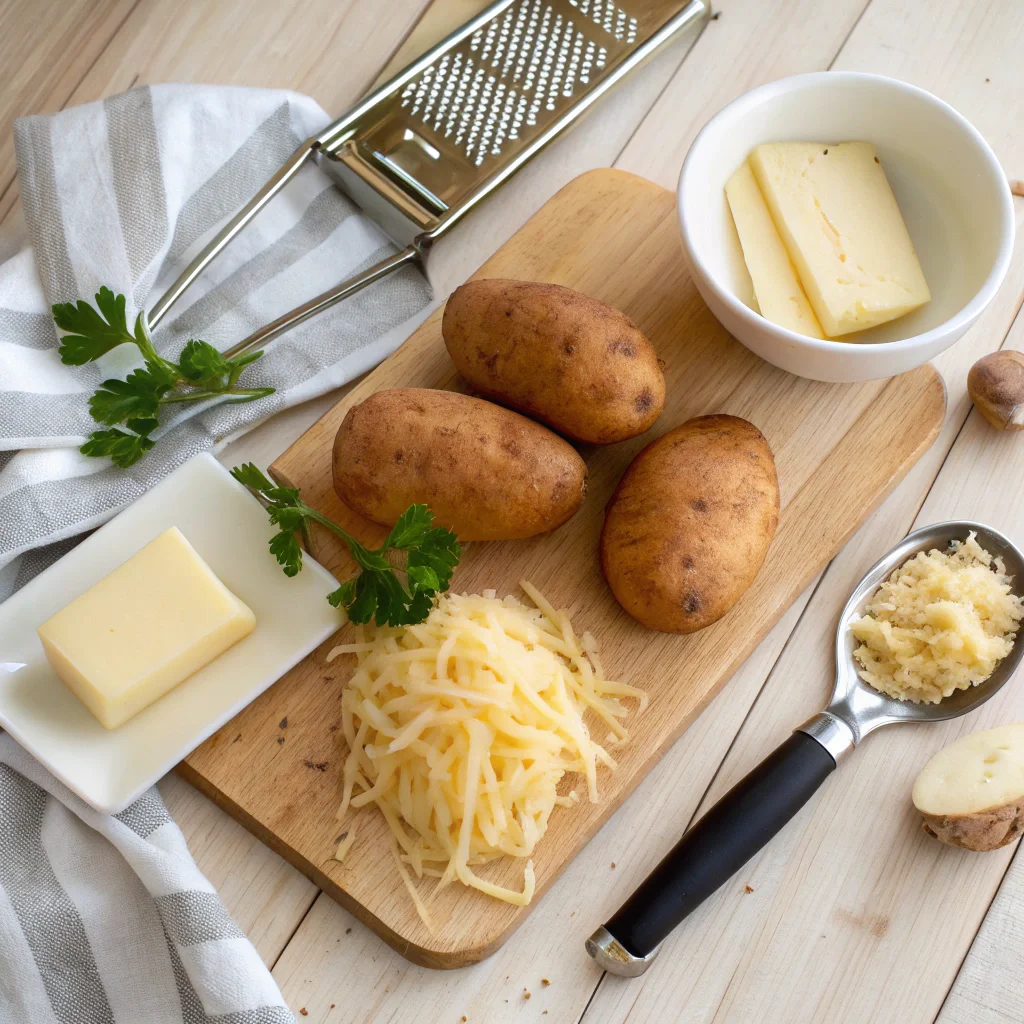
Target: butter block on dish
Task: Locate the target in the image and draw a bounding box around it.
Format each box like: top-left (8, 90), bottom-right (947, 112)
top-left (748, 141), bottom-right (930, 337)
top-left (725, 161), bottom-right (825, 339)
top-left (37, 526), bottom-right (255, 729)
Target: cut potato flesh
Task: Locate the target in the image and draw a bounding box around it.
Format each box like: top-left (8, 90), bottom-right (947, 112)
top-left (913, 723), bottom-right (1024, 851)
top-left (914, 724), bottom-right (1024, 815)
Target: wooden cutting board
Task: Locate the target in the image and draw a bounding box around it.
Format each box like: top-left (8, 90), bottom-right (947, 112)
top-left (179, 169), bottom-right (946, 969)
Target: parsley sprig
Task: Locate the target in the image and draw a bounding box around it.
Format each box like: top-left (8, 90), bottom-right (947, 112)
top-left (53, 287), bottom-right (274, 467)
top-left (230, 463), bottom-right (461, 627)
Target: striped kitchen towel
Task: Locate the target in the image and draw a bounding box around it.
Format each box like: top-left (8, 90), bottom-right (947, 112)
top-left (0, 83), bottom-right (432, 600)
top-left (0, 733), bottom-right (293, 1023)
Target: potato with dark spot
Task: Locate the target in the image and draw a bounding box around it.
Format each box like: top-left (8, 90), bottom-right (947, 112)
top-left (333, 388), bottom-right (587, 541)
top-left (442, 279), bottom-right (665, 444)
top-left (600, 415), bottom-right (779, 633)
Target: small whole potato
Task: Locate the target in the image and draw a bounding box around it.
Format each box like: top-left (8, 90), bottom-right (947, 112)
top-left (968, 350), bottom-right (1024, 430)
top-left (333, 388), bottom-right (587, 541)
top-left (601, 415), bottom-right (779, 633)
top-left (442, 279), bottom-right (665, 444)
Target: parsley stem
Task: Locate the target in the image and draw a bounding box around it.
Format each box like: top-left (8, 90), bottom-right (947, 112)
top-left (159, 385), bottom-right (274, 404)
top-left (299, 503), bottom-right (366, 553)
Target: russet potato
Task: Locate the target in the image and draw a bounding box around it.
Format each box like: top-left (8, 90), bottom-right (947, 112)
top-left (600, 415), bottom-right (780, 633)
top-left (333, 388), bottom-right (587, 542)
top-left (442, 279), bottom-right (665, 444)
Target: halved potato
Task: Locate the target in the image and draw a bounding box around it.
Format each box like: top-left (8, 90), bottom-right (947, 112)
top-left (912, 723), bottom-right (1024, 851)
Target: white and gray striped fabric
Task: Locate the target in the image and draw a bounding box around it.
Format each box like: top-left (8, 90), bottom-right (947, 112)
top-left (0, 84), bottom-right (435, 1021)
top-left (0, 734), bottom-right (293, 1023)
top-left (0, 83), bottom-right (432, 600)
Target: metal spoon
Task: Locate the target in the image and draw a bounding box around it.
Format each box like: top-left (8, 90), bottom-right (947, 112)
top-left (587, 521), bottom-right (1024, 977)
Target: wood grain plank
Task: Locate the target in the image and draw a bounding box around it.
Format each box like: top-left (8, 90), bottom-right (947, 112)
top-left (935, 324), bottom-right (1024, 1024)
top-left (0, 0), bottom-right (139, 224)
top-left (59, 0), bottom-right (432, 114)
top-left (581, 1), bottom-right (1024, 1020)
top-left (615, 0), bottom-right (870, 188)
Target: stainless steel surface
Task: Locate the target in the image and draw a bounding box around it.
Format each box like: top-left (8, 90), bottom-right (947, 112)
top-left (220, 246), bottom-right (421, 359)
top-left (318, 0), bottom-right (710, 249)
top-left (585, 926), bottom-right (660, 977)
top-left (149, 140), bottom-right (319, 330)
top-left (796, 711), bottom-right (856, 764)
top-left (146, 0), bottom-right (709, 352)
top-left (806, 521), bottom-right (1024, 747)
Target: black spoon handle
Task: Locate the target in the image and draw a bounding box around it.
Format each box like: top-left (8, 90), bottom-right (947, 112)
top-left (602, 731), bottom-right (837, 959)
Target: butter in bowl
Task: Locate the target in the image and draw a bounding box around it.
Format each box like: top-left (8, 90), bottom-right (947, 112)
top-left (725, 141), bottom-right (930, 341)
top-left (677, 71), bottom-right (1014, 383)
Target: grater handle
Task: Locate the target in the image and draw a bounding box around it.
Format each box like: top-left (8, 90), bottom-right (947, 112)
top-left (220, 245), bottom-right (421, 359)
top-left (148, 137), bottom-right (321, 330)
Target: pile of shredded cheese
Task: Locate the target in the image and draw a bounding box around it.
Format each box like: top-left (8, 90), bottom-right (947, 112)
top-left (851, 532), bottom-right (1024, 704)
top-left (326, 582), bottom-right (645, 924)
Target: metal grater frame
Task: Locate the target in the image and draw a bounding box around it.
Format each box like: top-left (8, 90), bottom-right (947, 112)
top-left (148, 0), bottom-right (709, 356)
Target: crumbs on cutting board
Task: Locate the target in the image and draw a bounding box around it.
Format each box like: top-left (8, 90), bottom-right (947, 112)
top-left (745, 884), bottom-right (755, 893)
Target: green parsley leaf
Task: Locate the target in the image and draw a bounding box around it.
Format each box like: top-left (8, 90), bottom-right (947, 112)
top-left (269, 530), bottom-right (303, 577)
top-left (80, 428), bottom-right (155, 468)
top-left (178, 340), bottom-right (231, 383)
top-left (230, 463), bottom-right (461, 627)
top-left (384, 504), bottom-right (433, 551)
top-left (407, 527), bottom-right (461, 593)
top-left (53, 287), bottom-right (133, 364)
top-left (229, 463), bottom-right (298, 503)
top-left (327, 579), bottom-right (357, 609)
top-left (125, 416), bottom-right (159, 436)
top-left (406, 563), bottom-right (440, 592)
top-left (87, 362), bottom-right (177, 425)
top-left (52, 289), bottom-right (278, 468)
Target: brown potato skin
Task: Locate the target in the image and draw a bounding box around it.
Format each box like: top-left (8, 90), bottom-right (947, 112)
top-left (920, 801), bottom-right (1024, 851)
top-left (333, 388), bottom-right (587, 542)
top-left (442, 279), bottom-right (665, 444)
top-left (600, 415), bottom-right (780, 633)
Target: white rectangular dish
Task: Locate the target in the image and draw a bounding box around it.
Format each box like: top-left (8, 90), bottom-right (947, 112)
top-left (0, 453), bottom-right (341, 813)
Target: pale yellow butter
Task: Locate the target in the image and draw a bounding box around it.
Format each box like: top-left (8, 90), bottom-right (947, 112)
top-left (748, 141), bottom-right (930, 337)
top-left (37, 527), bottom-right (255, 729)
top-left (724, 161), bottom-right (825, 339)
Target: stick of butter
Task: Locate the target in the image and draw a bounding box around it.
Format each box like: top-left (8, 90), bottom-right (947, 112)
top-left (748, 142), bottom-right (930, 337)
top-left (37, 527), bottom-right (255, 729)
top-left (725, 161), bottom-right (825, 339)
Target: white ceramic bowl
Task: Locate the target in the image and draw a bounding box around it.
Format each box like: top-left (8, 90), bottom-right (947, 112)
top-left (677, 72), bottom-right (1014, 382)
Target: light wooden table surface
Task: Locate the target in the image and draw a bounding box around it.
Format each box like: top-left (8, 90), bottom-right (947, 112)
top-left (5, 1), bottom-right (1024, 1021)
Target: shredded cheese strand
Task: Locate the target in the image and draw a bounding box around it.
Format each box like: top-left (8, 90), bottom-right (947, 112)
top-left (327, 582), bottom-right (644, 925)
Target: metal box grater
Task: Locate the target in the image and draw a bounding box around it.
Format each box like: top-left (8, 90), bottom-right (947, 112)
top-left (149, 0), bottom-right (709, 355)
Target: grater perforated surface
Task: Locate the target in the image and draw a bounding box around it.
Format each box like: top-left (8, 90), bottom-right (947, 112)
top-left (398, 0), bottom-right (641, 167)
top-left (316, 0), bottom-right (705, 245)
